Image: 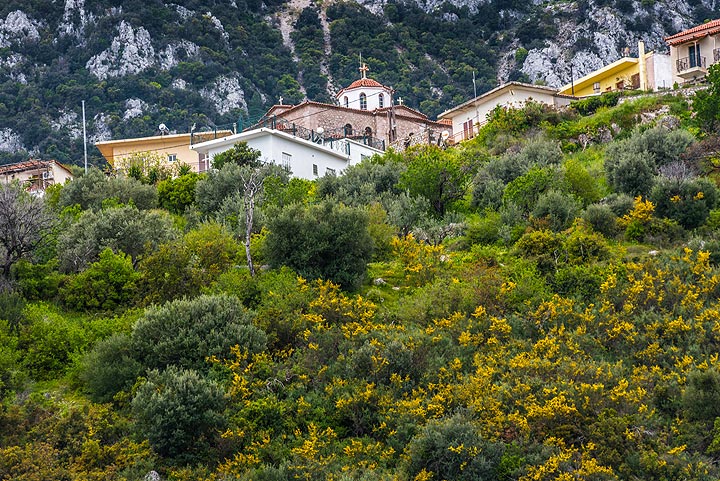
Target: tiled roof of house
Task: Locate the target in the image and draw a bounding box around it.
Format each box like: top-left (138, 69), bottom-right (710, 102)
top-left (665, 19), bottom-right (720, 46)
top-left (0, 159), bottom-right (56, 175)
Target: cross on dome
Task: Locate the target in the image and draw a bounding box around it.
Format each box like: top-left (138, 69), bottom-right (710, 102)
top-left (359, 63), bottom-right (369, 79)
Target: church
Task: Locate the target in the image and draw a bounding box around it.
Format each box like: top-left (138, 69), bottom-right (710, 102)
top-left (255, 64), bottom-right (452, 150)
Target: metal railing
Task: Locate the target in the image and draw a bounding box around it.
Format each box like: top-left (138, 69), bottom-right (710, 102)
top-left (677, 55), bottom-right (706, 73)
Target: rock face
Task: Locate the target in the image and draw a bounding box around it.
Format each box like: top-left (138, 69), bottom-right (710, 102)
top-left (200, 76), bottom-right (248, 116)
top-left (86, 21), bottom-right (156, 79)
top-left (0, 10), bottom-right (42, 48)
top-left (0, 128), bottom-right (24, 153)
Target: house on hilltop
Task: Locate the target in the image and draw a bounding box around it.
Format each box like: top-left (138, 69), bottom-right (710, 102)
top-left (0, 159), bottom-right (73, 194)
top-left (96, 130), bottom-right (232, 174)
top-left (190, 127), bottom-right (384, 180)
top-left (256, 64), bottom-right (452, 151)
top-left (558, 41), bottom-right (672, 96)
top-left (665, 19), bottom-right (720, 84)
top-left (438, 82), bottom-right (575, 142)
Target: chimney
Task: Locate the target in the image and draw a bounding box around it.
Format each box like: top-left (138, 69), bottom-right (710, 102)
top-left (638, 40), bottom-right (648, 91)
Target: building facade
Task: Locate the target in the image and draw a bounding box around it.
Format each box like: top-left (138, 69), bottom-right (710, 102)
top-left (438, 82), bottom-right (575, 142)
top-left (258, 65), bottom-right (451, 151)
top-left (558, 42), bottom-right (673, 96)
top-left (0, 160), bottom-right (74, 194)
top-left (190, 127), bottom-right (384, 180)
top-left (665, 19), bottom-right (720, 84)
top-left (95, 131), bottom-right (231, 173)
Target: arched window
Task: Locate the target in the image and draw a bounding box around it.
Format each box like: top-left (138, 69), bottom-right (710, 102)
top-left (344, 123), bottom-right (353, 136)
top-left (343, 96), bottom-right (349, 108)
top-left (359, 93), bottom-right (367, 110)
top-left (378, 93), bottom-right (384, 108)
top-left (364, 127), bottom-right (372, 138)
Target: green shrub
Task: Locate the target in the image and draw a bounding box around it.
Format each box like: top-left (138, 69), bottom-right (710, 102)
top-left (682, 368), bottom-right (720, 422)
top-left (81, 333), bottom-right (142, 403)
top-left (650, 177), bottom-right (719, 230)
top-left (604, 193), bottom-right (635, 216)
top-left (605, 150), bottom-right (656, 196)
top-left (403, 414), bottom-right (505, 481)
top-left (553, 264), bottom-right (604, 301)
top-left (265, 200), bottom-right (373, 290)
top-left (157, 173), bottom-right (201, 214)
top-left (132, 366), bottom-right (226, 459)
top-left (465, 211), bottom-right (503, 245)
top-left (571, 91), bottom-right (621, 116)
top-left (131, 294), bottom-right (266, 372)
top-left (515, 230), bottom-right (565, 274)
top-left (583, 204), bottom-right (619, 238)
top-left (471, 175), bottom-right (505, 210)
top-left (61, 248), bottom-right (139, 312)
top-left (503, 166), bottom-right (562, 213)
top-left (11, 260), bottom-right (62, 301)
top-left (19, 305), bottom-right (88, 379)
top-left (563, 157), bottom-right (602, 205)
top-left (532, 190), bottom-right (581, 232)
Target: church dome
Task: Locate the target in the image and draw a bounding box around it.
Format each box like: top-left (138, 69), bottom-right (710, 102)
top-left (345, 77), bottom-right (386, 89)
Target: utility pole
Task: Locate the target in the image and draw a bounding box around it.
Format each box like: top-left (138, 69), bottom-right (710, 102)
top-left (82, 100), bottom-right (88, 173)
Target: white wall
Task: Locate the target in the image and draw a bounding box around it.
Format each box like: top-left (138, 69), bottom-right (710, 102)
top-left (195, 129), bottom-right (382, 180)
top-left (448, 87), bottom-right (560, 141)
top-left (341, 86), bottom-right (392, 111)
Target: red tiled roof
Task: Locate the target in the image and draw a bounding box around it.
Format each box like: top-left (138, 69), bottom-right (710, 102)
top-left (0, 159), bottom-right (52, 175)
top-left (336, 77), bottom-right (391, 97)
top-left (346, 78), bottom-right (385, 89)
top-left (665, 18), bottom-right (720, 45)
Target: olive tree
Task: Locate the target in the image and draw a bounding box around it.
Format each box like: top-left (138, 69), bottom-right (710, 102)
top-left (0, 183), bottom-right (56, 281)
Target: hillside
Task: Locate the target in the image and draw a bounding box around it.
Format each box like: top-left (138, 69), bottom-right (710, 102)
top-left (4, 83), bottom-right (720, 479)
top-left (0, 0), bottom-right (719, 166)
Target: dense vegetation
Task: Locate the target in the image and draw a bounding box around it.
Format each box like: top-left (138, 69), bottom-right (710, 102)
top-left (6, 84), bottom-right (720, 480)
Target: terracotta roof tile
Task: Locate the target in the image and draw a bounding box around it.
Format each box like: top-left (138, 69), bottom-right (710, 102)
top-left (665, 19), bottom-right (720, 45)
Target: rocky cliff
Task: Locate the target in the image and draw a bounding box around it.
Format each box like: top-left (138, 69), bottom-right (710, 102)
top-left (0, 0), bottom-right (716, 165)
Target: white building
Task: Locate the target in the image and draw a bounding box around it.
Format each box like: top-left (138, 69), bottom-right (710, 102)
top-left (438, 82), bottom-right (575, 143)
top-left (190, 127), bottom-right (384, 179)
top-left (335, 63), bottom-right (394, 111)
top-left (0, 159), bottom-right (74, 195)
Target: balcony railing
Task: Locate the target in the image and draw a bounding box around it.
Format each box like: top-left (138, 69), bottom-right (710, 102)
top-left (676, 55), bottom-right (706, 73)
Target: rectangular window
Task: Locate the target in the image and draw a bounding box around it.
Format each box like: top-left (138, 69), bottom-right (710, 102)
top-left (462, 120), bottom-right (475, 140)
top-left (690, 44), bottom-right (701, 67)
top-left (167, 153), bottom-right (177, 162)
top-left (281, 152), bottom-right (292, 169)
top-left (313, 164), bottom-right (318, 176)
top-left (593, 82), bottom-right (601, 93)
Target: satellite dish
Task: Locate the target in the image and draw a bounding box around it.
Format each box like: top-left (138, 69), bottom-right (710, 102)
top-left (159, 123), bottom-right (169, 135)
top-left (441, 130), bottom-right (450, 140)
top-left (317, 127), bottom-right (324, 134)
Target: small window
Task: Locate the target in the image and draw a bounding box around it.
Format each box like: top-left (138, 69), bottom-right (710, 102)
top-left (344, 123), bottom-right (353, 136)
top-left (593, 82), bottom-right (600, 93)
top-left (167, 153), bottom-right (177, 162)
top-left (344, 96), bottom-right (349, 108)
top-left (281, 152), bottom-right (292, 169)
top-left (364, 127), bottom-right (372, 138)
top-left (313, 164), bottom-right (318, 176)
top-left (359, 93), bottom-right (367, 110)
top-left (378, 93), bottom-right (384, 108)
